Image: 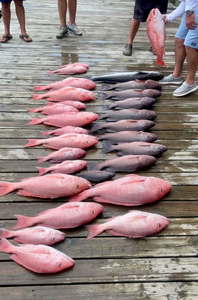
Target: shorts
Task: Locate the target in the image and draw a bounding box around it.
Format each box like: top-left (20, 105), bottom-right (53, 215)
top-left (0, 0), bottom-right (24, 2)
top-left (175, 11), bottom-right (198, 49)
top-left (133, 0), bottom-right (168, 22)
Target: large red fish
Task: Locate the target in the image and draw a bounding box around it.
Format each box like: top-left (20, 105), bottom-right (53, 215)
top-left (147, 8), bottom-right (167, 68)
top-left (29, 103), bottom-right (79, 115)
top-left (37, 160), bottom-right (87, 176)
top-left (69, 174), bottom-right (172, 206)
top-left (0, 238), bottom-right (74, 273)
top-left (41, 126), bottom-right (88, 136)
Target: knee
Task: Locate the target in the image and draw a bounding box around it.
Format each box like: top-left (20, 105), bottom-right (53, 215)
top-left (175, 37), bottom-right (184, 48)
top-left (2, 3), bottom-right (10, 10)
top-left (14, 0), bottom-right (23, 8)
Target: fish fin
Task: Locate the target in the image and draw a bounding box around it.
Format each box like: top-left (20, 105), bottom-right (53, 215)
top-left (0, 238), bottom-right (13, 253)
top-left (42, 144), bottom-right (59, 150)
top-left (29, 108), bottom-right (40, 113)
top-left (27, 118), bottom-right (44, 125)
top-left (69, 190), bottom-right (88, 202)
top-left (98, 114), bottom-right (107, 120)
top-left (156, 58), bottom-right (167, 68)
top-left (101, 140), bottom-right (113, 154)
top-left (16, 190), bottom-right (49, 199)
top-left (41, 131), bottom-right (51, 136)
top-left (12, 215), bottom-right (34, 229)
top-left (102, 104), bottom-right (111, 111)
top-left (37, 167), bottom-right (48, 176)
top-left (30, 94), bottom-right (45, 100)
top-left (36, 157), bottom-right (47, 164)
top-left (33, 85), bottom-right (47, 91)
top-left (23, 139), bottom-right (40, 148)
top-left (101, 84), bottom-right (114, 91)
top-left (0, 181), bottom-right (16, 196)
top-left (88, 162), bottom-right (99, 170)
top-left (89, 123), bottom-right (102, 133)
top-left (0, 228), bottom-right (12, 239)
top-left (98, 92), bottom-right (109, 100)
top-left (85, 224), bottom-right (103, 239)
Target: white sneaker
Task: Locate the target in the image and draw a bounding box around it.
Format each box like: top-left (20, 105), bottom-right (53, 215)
top-left (56, 25), bottom-right (68, 39)
top-left (173, 81), bottom-right (198, 97)
top-left (68, 23), bottom-right (82, 36)
top-left (159, 73), bottom-right (182, 85)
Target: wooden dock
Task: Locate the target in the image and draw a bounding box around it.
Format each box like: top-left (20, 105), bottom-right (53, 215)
top-left (0, 0), bottom-right (198, 299)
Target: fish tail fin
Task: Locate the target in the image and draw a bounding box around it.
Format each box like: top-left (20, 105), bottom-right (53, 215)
top-left (0, 181), bottom-right (16, 196)
top-left (12, 214), bottom-right (34, 230)
top-left (0, 228), bottom-right (12, 239)
top-left (85, 224), bottom-right (103, 239)
top-left (156, 58), bottom-right (167, 68)
top-left (33, 86), bottom-right (46, 91)
top-left (23, 139), bottom-right (40, 148)
top-left (0, 238), bottom-right (13, 253)
top-left (41, 131), bottom-right (51, 136)
top-left (102, 84), bottom-right (113, 91)
top-left (98, 92), bottom-right (108, 100)
top-left (27, 118), bottom-right (44, 125)
top-left (29, 108), bottom-right (40, 113)
top-left (89, 123), bottom-right (101, 133)
top-left (36, 156), bottom-right (47, 164)
top-left (102, 104), bottom-right (111, 111)
top-left (88, 162), bottom-right (99, 170)
top-left (30, 94), bottom-right (45, 100)
top-left (69, 190), bottom-right (89, 202)
top-left (37, 167), bottom-right (48, 176)
top-left (101, 140), bottom-right (113, 154)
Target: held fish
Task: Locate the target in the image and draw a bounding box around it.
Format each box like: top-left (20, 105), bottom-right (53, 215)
top-left (147, 8), bottom-right (167, 68)
top-left (42, 126), bottom-right (88, 136)
top-left (86, 211), bottom-right (169, 239)
top-left (102, 79), bottom-right (162, 91)
top-left (90, 71), bottom-right (164, 83)
top-left (34, 77), bottom-right (96, 91)
top-left (99, 109), bottom-right (157, 121)
top-left (24, 133), bottom-right (98, 150)
top-left (102, 140), bottom-right (167, 156)
top-left (29, 104), bottom-right (79, 115)
top-left (99, 89), bottom-right (161, 100)
top-left (0, 226), bottom-right (65, 245)
top-left (90, 119), bottom-right (155, 133)
top-left (37, 147), bottom-right (86, 164)
top-left (12, 202), bottom-right (103, 229)
top-left (37, 160), bottom-right (87, 176)
top-left (102, 97), bottom-right (156, 110)
top-left (89, 155), bottom-right (157, 173)
top-left (98, 131), bottom-right (158, 143)
top-left (0, 238), bottom-right (74, 274)
top-left (0, 173), bottom-right (91, 199)
top-left (69, 174), bottom-right (172, 206)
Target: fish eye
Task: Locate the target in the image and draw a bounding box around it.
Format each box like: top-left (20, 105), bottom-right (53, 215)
top-left (160, 188), bottom-right (164, 192)
top-left (157, 223), bottom-right (162, 228)
top-left (58, 263), bottom-right (62, 267)
top-left (91, 211), bottom-right (95, 214)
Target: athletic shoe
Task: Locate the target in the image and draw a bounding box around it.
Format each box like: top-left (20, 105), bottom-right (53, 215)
top-left (68, 23), bottom-right (82, 36)
top-left (56, 25), bottom-right (68, 39)
top-left (173, 81), bottom-right (198, 97)
top-left (123, 44), bottom-right (132, 56)
top-left (159, 73), bottom-right (182, 85)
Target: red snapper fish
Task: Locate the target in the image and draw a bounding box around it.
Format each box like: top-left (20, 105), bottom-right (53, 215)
top-left (27, 111), bottom-right (98, 127)
top-left (147, 8), bottom-right (167, 68)
top-left (12, 202), bottom-right (103, 230)
top-left (24, 133), bottom-right (98, 150)
top-left (45, 100), bottom-right (86, 110)
top-left (30, 86), bottom-right (96, 102)
top-left (86, 210), bottom-right (169, 239)
top-left (47, 62), bottom-right (88, 75)
top-left (0, 226), bottom-right (65, 245)
top-left (37, 160), bottom-right (87, 176)
top-left (34, 77), bottom-right (96, 91)
top-left (0, 173), bottom-right (91, 199)
top-left (37, 147), bottom-right (86, 164)
top-left (42, 126), bottom-right (88, 136)
top-left (69, 174), bottom-right (172, 206)
top-left (0, 238), bottom-right (74, 274)
top-left (29, 103), bottom-right (79, 115)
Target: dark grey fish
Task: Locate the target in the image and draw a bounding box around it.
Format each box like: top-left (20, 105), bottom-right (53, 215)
top-left (99, 89), bottom-right (161, 100)
top-left (89, 155), bottom-right (157, 173)
top-left (76, 170), bottom-right (115, 182)
top-left (90, 71), bottom-right (164, 83)
top-left (98, 131), bottom-right (158, 143)
top-left (99, 109), bottom-right (157, 121)
top-left (102, 97), bottom-right (156, 110)
top-left (102, 79), bottom-right (162, 91)
top-left (102, 140), bottom-right (167, 156)
top-left (89, 119), bottom-right (155, 133)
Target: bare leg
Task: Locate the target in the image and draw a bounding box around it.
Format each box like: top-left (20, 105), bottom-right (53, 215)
top-left (185, 46), bottom-right (198, 85)
top-left (127, 18), bottom-right (140, 45)
top-left (68, 0), bottom-right (76, 24)
top-left (14, 0), bottom-right (32, 42)
top-left (58, 0), bottom-right (67, 26)
top-left (0, 2), bottom-right (12, 42)
top-left (172, 37), bottom-right (186, 78)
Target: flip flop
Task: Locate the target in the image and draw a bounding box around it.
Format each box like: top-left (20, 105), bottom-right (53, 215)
top-left (0, 35), bottom-right (13, 43)
top-left (19, 34), bottom-right (32, 43)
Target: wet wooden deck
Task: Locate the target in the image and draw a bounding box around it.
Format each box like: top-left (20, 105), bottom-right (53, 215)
top-left (0, 0), bottom-right (198, 299)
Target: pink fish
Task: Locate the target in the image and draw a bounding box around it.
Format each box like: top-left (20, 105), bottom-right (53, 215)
top-left (27, 112), bottom-right (98, 127)
top-left (0, 238), bottom-right (74, 273)
top-left (37, 147), bottom-right (86, 164)
top-left (24, 133), bottom-right (98, 150)
top-left (34, 77), bottom-right (96, 91)
top-left (58, 62), bottom-right (89, 69)
top-left (29, 104), bottom-right (79, 115)
top-left (47, 64), bottom-right (88, 75)
top-left (30, 86), bottom-right (96, 102)
top-left (147, 8), bottom-right (167, 68)
top-left (46, 100), bottom-right (86, 109)
top-left (69, 174), bottom-right (172, 206)
top-left (86, 210), bottom-right (169, 239)
top-left (37, 160), bottom-right (87, 176)
top-left (0, 226), bottom-right (65, 245)
top-left (0, 173), bottom-right (91, 199)
top-left (41, 126), bottom-right (88, 136)
top-left (12, 202), bottom-right (103, 229)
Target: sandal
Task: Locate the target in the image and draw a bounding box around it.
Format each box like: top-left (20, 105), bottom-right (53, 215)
top-left (0, 35), bottom-right (13, 43)
top-left (19, 34), bottom-right (32, 43)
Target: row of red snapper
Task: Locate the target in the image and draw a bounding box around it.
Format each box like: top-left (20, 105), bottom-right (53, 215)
top-left (0, 62), bottom-right (171, 274)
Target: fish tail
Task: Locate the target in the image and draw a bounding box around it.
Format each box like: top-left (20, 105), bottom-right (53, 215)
top-left (98, 92), bottom-right (109, 100)
top-left (41, 131), bottom-right (51, 136)
top-left (36, 156), bottom-right (47, 164)
top-left (23, 139), bottom-right (40, 148)
top-left (0, 181), bottom-right (16, 196)
top-left (37, 167), bottom-right (48, 176)
top-left (29, 108), bottom-right (40, 113)
top-left (156, 58), bottom-right (167, 68)
top-left (30, 94), bottom-right (45, 100)
top-left (27, 118), bottom-right (44, 125)
top-left (0, 238), bottom-right (13, 253)
top-left (102, 84), bottom-right (113, 91)
top-left (89, 123), bottom-right (101, 133)
top-left (85, 224), bottom-right (103, 239)
top-left (12, 214), bottom-right (34, 229)
top-left (33, 86), bottom-right (47, 91)
top-left (102, 104), bottom-right (111, 111)
top-left (101, 140), bottom-right (113, 154)
top-left (0, 228), bottom-right (12, 239)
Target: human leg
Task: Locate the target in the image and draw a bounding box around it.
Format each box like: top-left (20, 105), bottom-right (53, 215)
top-left (123, 18), bottom-right (140, 56)
top-left (67, 0), bottom-right (82, 36)
top-left (0, 1), bottom-right (12, 43)
top-left (56, 0), bottom-right (68, 38)
top-left (14, 0), bottom-right (32, 42)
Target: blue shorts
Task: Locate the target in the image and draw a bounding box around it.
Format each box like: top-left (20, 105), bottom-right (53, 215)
top-left (175, 11), bottom-right (198, 49)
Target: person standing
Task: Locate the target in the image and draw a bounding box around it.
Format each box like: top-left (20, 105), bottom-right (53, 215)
top-left (123, 0), bottom-right (168, 56)
top-left (0, 0), bottom-right (32, 43)
top-left (56, 0), bottom-right (82, 39)
top-left (159, 0), bottom-right (198, 97)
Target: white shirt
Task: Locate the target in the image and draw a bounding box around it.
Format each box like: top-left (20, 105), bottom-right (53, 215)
top-left (167, 0), bottom-right (198, 22)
